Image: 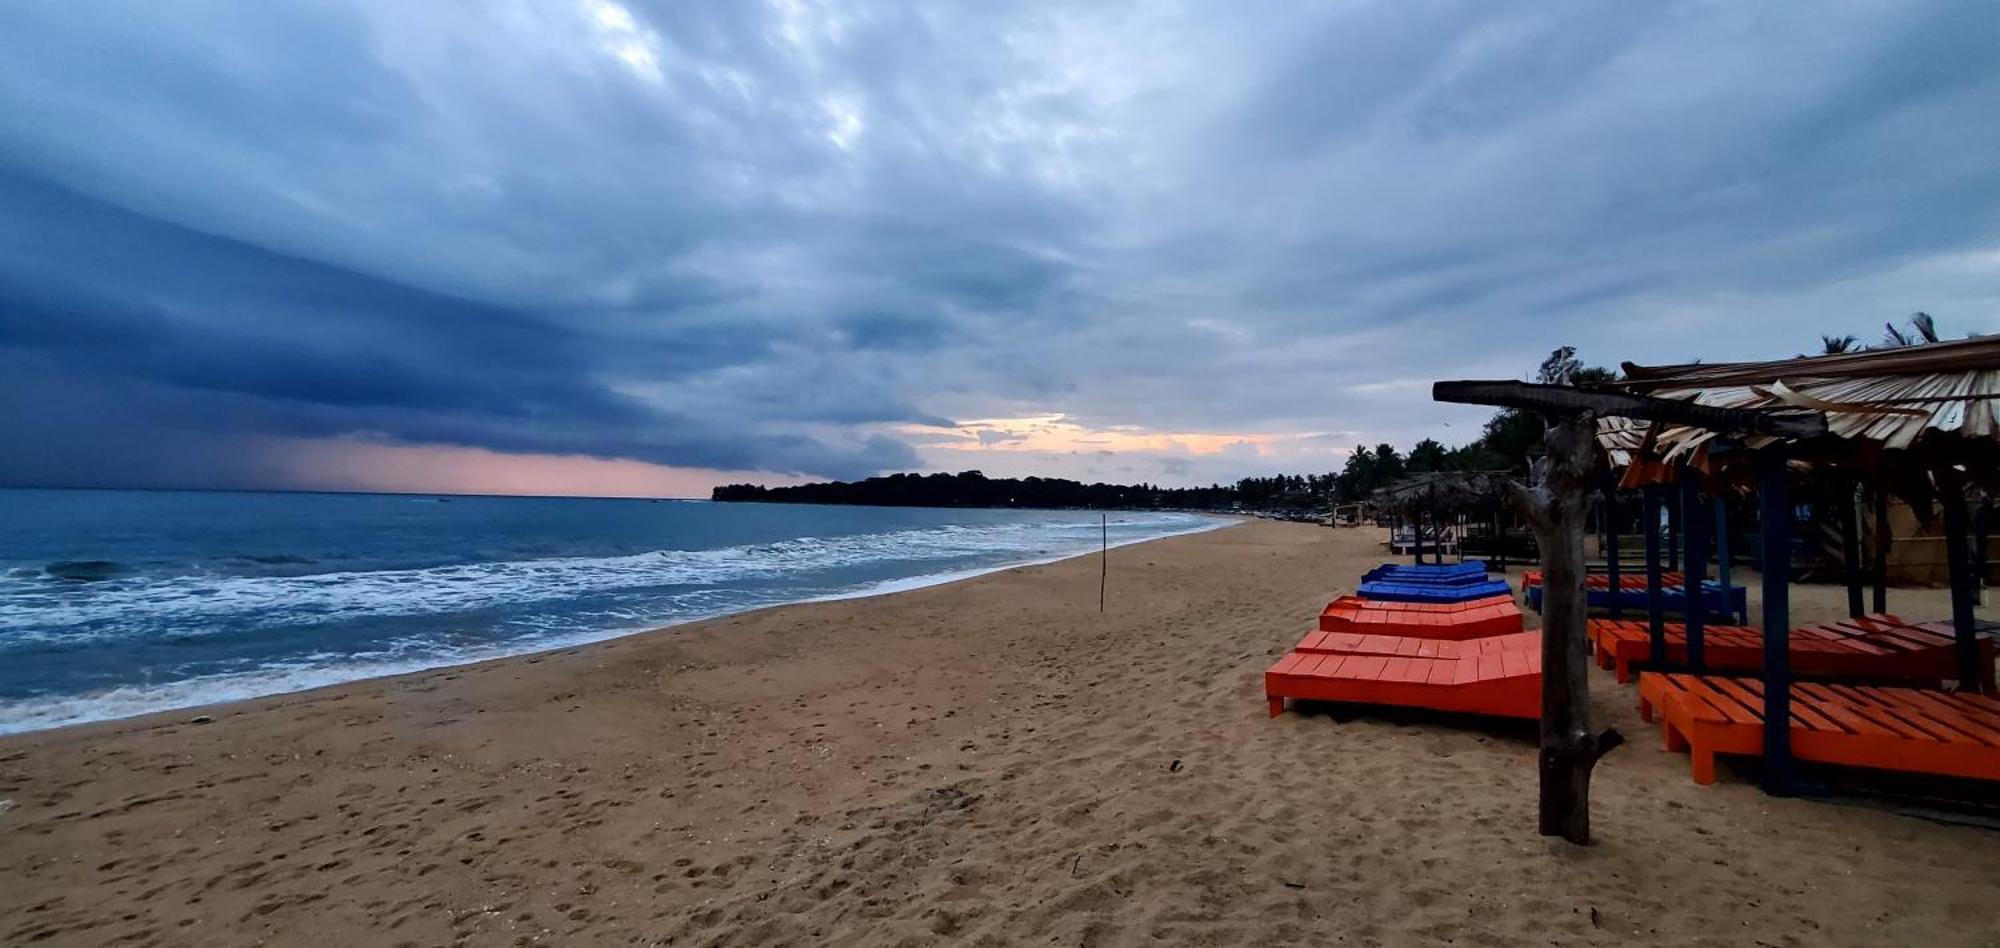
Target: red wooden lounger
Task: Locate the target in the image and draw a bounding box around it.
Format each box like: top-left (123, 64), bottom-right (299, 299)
top-left (1318, 595), bottom-right (1524, 641)
top-left (1266, 640), bottom-right (1540, 720)
top-left (1292, 628), bottom-right (1538, 657)
top-left (1588, 616), bottom-right (1994, 690)
top-left (1637, 672), bottom-right (2000, 785)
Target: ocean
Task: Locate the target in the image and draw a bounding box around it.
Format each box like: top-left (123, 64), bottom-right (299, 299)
top-left (0, 489), bottom-right (1225, 735)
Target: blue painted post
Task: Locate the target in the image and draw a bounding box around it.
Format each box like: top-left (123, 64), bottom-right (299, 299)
top-left (1870, 487), bottom-right (1889, 615)
top-left (1603, 470), bottom-right (1622, 621)
top-left (1713, 500), bottom-right (1734, 622)
top-left (1681, 469), bottom-right (1708, 671)
top-left (1938, 467), bottom-right (1982, 691)
top-left (1840, 481), bottom-right (1864, 619)
top-left (1644, 485), bottom-right (1665, 665)
top-left (1667, 495), bottom-right (1682, 573)
top-left (1758, 447), bottom-right (1794, 794)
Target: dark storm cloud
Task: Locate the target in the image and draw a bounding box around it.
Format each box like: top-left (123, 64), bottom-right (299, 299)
top-left (1, 0), bottom-right (1996, 489)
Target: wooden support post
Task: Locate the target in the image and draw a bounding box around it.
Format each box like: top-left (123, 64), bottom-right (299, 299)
top-left (1412, 510), bottom-right (1425, 566)
top-left (1758, 447), bottom-right (1794, 794)
top-left (1602, 469), bottom-right (1622, 621)
top-left (1681, 469), bottom-right (1708, 671)
top-left (1644, 485), bottom-right (1665, 665)
top-left (1840, 480), bottom-right (1864, 619)
top-left (1871, 485), bottom-right (1889, 615)
top-left (1505, 412), bottom-right (1621, 845)
top-left (1938, 467), bottom-right (1982, 691)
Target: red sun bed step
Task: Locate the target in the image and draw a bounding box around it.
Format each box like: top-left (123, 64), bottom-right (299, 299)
top-left (1266, 637), bottom-right (1540, 720)
top-left (1293, 629), bottom-right (1539, 658)
top-left (1318, 595), bottom-right (1524, 641)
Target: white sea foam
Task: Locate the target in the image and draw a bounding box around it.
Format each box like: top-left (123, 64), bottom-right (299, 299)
top-left (0, 514), bottom-right (1221, 644)
top-left (0, 513), bottom-right (1230, 734)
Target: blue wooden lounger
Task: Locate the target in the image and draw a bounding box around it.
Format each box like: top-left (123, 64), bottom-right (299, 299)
top-left (1525, 580), bottom-right (1747, 625)
top-left (1362, 561), bottom-right (1490, 584)
top-left (1357, 578), bottom-right (1513, 603)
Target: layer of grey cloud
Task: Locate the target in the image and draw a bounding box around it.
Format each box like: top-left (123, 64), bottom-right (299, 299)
top-left (1, 0), bottom-right (1995, 489)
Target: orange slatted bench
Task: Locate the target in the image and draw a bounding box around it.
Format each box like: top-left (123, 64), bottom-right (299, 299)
top-left (1318, 595), bottom-right (1524, 641)
top-left (1588, 616), bottom-right (1994, 689)
top-left (1292, 629), bottom-right (1539, 658)
top-left (1636, 672), bottom-right (2000, 785)
top-left (1266, 642), bottom-right (1540, 720)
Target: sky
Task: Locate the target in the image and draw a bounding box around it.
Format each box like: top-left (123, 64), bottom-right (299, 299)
top-left (1, 1), bottom-right (1996, 497)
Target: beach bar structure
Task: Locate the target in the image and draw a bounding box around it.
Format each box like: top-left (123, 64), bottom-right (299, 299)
top-left (1590, 337), bottom-right (2000, 789)
top-left (1426, 337), bottom-right (2000, 842)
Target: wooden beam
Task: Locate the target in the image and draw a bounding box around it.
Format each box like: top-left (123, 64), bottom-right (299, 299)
top-left (1505, 414), bottom-right (1621, 844)
top-left (1433, 380), bottom-right (1829, 438)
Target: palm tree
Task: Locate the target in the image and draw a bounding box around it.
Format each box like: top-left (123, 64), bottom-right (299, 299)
top-left (1820, 334), bottom-right (1860, 354)
top-left (1881, 311), bottom-right (1940, 348)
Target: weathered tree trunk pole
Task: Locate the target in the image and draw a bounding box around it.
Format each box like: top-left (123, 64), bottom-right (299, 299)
top-left (1504, 411), bottom-right (1624, 845)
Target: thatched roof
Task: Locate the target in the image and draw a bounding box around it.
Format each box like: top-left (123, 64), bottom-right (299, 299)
top-left (1367, 470), bottom-right (1516, 517)
top-left (1590, 336), bottom-right (2000, 485)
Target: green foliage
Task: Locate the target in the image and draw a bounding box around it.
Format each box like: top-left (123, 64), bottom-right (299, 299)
top-left (1407, 438), bottom-right (1447, 473)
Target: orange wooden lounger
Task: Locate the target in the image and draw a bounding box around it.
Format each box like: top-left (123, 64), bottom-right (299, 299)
top-left (1318, 595), bottom-right (1524, 641)
top-left (1637, 673), bottom-right (2000, 785)
top-left (1266, 641), bottom-right (1540, 719)
top-left (1588, 616), bottom-right (1995, 689)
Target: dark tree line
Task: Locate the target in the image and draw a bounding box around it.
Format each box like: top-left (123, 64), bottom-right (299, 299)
top-left (715, 349), bottom-right (1621, 512)
top-left (711, 471), bottom-right (1239, 509)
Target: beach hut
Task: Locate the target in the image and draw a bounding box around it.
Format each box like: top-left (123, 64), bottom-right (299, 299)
top-left (1369, 471), bottom-right (1536, 569)
top-left (1587, 337), bottom-right (2000, 789)
top-left (1433, 371), bottom-right (1828, 842)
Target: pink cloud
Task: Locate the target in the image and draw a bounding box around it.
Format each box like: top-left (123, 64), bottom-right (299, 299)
top-left (251, 437), bottom-right (810, 498)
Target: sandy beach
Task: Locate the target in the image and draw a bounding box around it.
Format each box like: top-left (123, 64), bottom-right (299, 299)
top-left (2, 520), bottom-right (1996, 946)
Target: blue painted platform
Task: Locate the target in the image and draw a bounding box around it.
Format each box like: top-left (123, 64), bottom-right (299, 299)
top-left (1356, 578), bottom-right (1514, 603)
top-left (1362, 561), bottom-right (1490, 584)
top-left (1525, 580), bottom-right (1748, 624)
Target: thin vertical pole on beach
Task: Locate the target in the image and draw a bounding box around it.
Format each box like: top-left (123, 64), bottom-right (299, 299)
top-left (1758, 446), bottom-right (1794, 794)
top-left (1100, 513), bottom-right (1108, 613)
